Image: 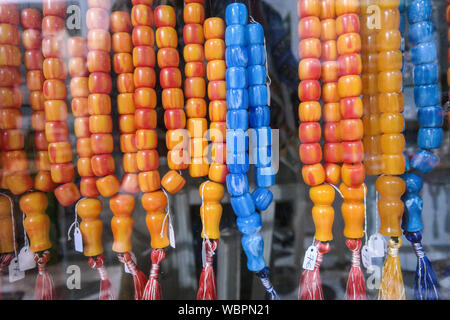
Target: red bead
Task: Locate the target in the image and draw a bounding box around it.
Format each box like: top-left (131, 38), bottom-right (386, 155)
top-left (298, 58), bottom-right (321, 81)
top-left (88, 50), bottom-right (111, 73)
top-left (298, 122), bottom-right (321, 143)
top-left (45, 121), bottom-right (69, 142)
top-left (133, 46), bottom-right (156, 68)
top-left (164, 109), bottom-right (186, 130)
top-left (110, 11), bottom-right (132, 33)
top-left (91, 133), bottom-right (114, 154)
top-left (54, 182), bottom-right (81, 207)
top-left (42, 16), bottom-right (65, 37)
top-left (43, 0), bottom-right (66, 18)
top-left (132, 26), bottom-right (155, 46)
top-left (183, 24), bottom-right (204, 45)
top-left (20, 8), bottom-right (42, 29)
top-left (298, 80), bottom-right (321, 101)
top-left (135, 109), bottom-right (157, 129)
top-left (323, 122), bottom-right (340, 143)
top-left (159, 67), bottom-right (182, 89)
top-left (323, 143), bottom-right (343, 163)
top-left (80, 177), bottom-right (100, 198)
top-left (91, 154), bottom-right (116, 176)
top-left (89, 72), bottom-right (112, 94)
top-left (342, 141), bottom-right (364, 163)
top-left (51, 163), bottom-right (75, 183)
top-left (299, 143), bottom-right (322, 165)
top-left (134, 67), bottom-right (156, 88)
top-left (22, 29), bottom-right (41, 50)
top-left (157, 48), bottom-right (179, 68)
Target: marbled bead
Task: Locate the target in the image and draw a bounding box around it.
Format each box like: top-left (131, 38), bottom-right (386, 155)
top-left (408, 21), bottom-right (433, 44)
top-left (226, 67), bottom-right (247, 89)
top-left (247, 44), bottom-right (265, 66)
top-left (252, 187), bottom-right (273, 211)
top-left (417, 128), bottom-right (442, 149)
top-left (231, 192), bottom-right (255, 218)
top-left (417, 106), bottom-right (443, 128)
top-left (255, 166), bottom-right (276, 188)
top-left (227, 109), bottom-right (248, 130)
top-left (226, 88), bottom-right (248, 110)
top-left (411, 42), bottom-right (436, 65)
top-left (407, 0), bottom-right (431, 24)
top-left (246, 23), bottom-right (264, 45)
top-left (225, 45), bottom-right (248, 68)
top-left (413, 84), bottom-right (439, 107)
top-left (226, 152), bottom-right (249, 173)
top-left (241, 233), bottom-right (265, 272)
top-left (225, 24), bottom-right (246, 46)
top-left (225, 3), bottom-right (248, 26)
top-left (249, 106), bottom-right (270, 128)
top-left (226, 173), bottom-right (249, 197)
top-left (410, 148), bottom-right (439, 174)
top-left (413, 63), bottom-right (438, 85)
top-left (248, 65), bottom-right (266, 86)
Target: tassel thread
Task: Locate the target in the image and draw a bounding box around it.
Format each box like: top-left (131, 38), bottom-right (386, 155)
top-left (142, 248), bottom-right (165, 300)
top-left (0, 253), bottom-right (14, 300)
top-left (34, 251), bottom-right (55, 300)
top-left (298, 241), bottom-right (330, 300)
top-left (345, 239), bottom-right (367, 300)
top-left (118, 252), bottom-right (148, 300)
top-left (88, 254), bottom-right (115, 300)
top-left (197, 239), bottom-right (218, 300)
top-left (378, 238), bottom-right (405, 300)
top-left (405, 231), bottom-right (440, 300)
top-left (256, 267), bottom-right (280, 300)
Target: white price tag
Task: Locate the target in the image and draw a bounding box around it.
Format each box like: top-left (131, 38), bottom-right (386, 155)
top-left (368, 233), bottom-right (385, 258)
top-left (8, 257), bottom-right (24, 283)
top-left (302, 245), bottom-right (318, 271)
top-left (168, 221), bottom-right (176, 249)
top-left (361, 245), bottom-right (372, 269)
top-left (74, 227), bottom-right (83, 253)
top-left (18, 246), bottom-right (36, 271)
top-left (124, 251), bottom-right (137, 274)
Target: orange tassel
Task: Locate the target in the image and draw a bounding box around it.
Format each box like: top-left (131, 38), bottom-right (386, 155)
top-left (378, 238), bottom-right (405, 300)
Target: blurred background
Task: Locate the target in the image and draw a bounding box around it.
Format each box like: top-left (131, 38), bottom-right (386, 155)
top-left (2, 0), bottom-right (449, 300)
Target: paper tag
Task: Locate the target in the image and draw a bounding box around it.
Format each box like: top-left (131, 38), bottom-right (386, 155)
top-left (368, 233), bottom-right (385, 258)
top-left (124, 251), bottom-right (137, 274)
top-left (302, 245), bottom-right (318, 271)
top-left (74, 227), bottom-right (83, 253)
top-left (8, 257), bottom-right (25, 283)
top-left (168, 220), bottom-right (176, 249)
top-left (18, 246), bottom-right (36, 271)
top-left (361, 245), bottom-right (372, 269)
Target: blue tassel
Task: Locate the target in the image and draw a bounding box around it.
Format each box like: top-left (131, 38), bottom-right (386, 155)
top-left (405, 231), bottom-right (440, 300)
top-left (256, 267), bottom-right (280, 300)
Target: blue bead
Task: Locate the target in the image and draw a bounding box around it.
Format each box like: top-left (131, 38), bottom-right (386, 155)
top-left (407, 0), bottom-right (432, 24)
top-left (252, 187), bottom-right (273, 211)
top-left (413, 63), bottom-right (438, 85)
top-left (255, 167), bottom-right (275, 188)
top-left (226, 173), bottom-right (249, 197)
top-left (411, 149), bottom-right (440, 174)
top-left (225, 45), bottom-right (248, 68)
top-left (404, 152), bottom-right (411, 172)
top-left (418, 106), bottom-right (443, 128)
top-left (227, 109), bottom-right (249, 130)
top-left (251, 147), bottom-right (272, 168)
top-left (249, 106), bottom-right (270, 128)
top-left (408, 21), bottom-right (434, 44)
top-left (246, 23), bottom-right (264, 45)
top-left (225, 3), bottom-right (248, 26)
top-left (404, 173), bottom-right (423, 194)
top-left (237, 212), bottom-right (262, 235)
top-left (248, 44), bottom-right (266, 66)
top-left (411, 42), bottom-right (436, 65)
top-left (226, 88), bottom-right (248, 110)
top-left (231, 192), bottom-right (255, 218)
top-left (248, 65), bottom-right (266, 86)
top-left (226, 67), bottom-right (248, 89)
top-left (249, 85), bottom-right (268, 107)
top-left (227, 152), bottom-right (250, 174)
top-left (404, 194), bottom-right (424, 232)
top-left (227, 129), bottom-right (249, 153)
top-left (241, 233), bottom-right (266, 272)
top-left (225, 25), bottom-right (247, 46)
top-left (418, 128), bottom-right (443, 149)
top-left (399, 0), bottom-right (406, 12)
top-left (414, 84), bottom-right (439, 107)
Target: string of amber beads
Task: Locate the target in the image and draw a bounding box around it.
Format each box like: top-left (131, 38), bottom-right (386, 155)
top-left (87, 0), bottom-right (120, 198)
top-left (42, 1), bottom-right (80, 205)
top-left (0, 4), bottom-right (33, 195)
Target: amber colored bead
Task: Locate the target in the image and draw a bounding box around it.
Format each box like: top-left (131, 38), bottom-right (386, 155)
top-left (323, 103), bottom-right (340, 122)
top-left (110, 11), bottom-right (132, 33)
top-left (121, 134), bottom-right (137, 153)
top-left (163, 109), bottom-right (186, 130)
top-left (34, 171), bottom-right (56, 193)
top-left (298, 38), bottom-right (321, 59)
top-left (340, 119), bottom-right (363, 141)
top-left (206, 60), bottom-right (226, 81)
top-left (91, 154), bottom-right (115, 177)
top-left (89, 115), bottom-right (113, 133)
top-left (337, 33), bottom-right (361, 55)
top-left (183, 24), bottom-right (204, 45)
top-left (77, 157), bottom-right (94, 177)
top-left (121, 173), bottom-right (140, 194)
top-left (204, 39), bottom-right (225, 61)
top-left (310, 184), bottom-right (335, 242)
top-left (377, 50), bottom-right (402, 72)
top-left (299, 58), bottom-right (321, 81)
top-left (298, 122), bottom-right (321, 144)
top-left (156, 27), bottom-right (177, 49)
top-left (76, 197), bottom-right (103, 256)
top-left (26, 70), bottom-right (44, 91)
top-left (131, 4), bottom-right (153, 28)
top-left (1, 129), bottom-right (24, 151)
top-left (161, 170), bottom-right (186, 194)
top-left (362, 73), bottom-right (377, 95)
top-left (209, 101), bottom-right (227, 122)
top-left (299, 143), bottom-right (322, 165)
top-left (323, 122), bottom-right (340, 143)
top-left (47, 141), bottom-right (72, 164)
top-left (341, 162), bottom-right (365, 187)
top-left (132, 26), bottom-right (155, 47)
top-left (324, 163), bottom-right (341, 185)
top-left (377, 70), bottom-right (402, 93)
top-left (117, 73), bottom-right (135, 93)
top-left (298, 101), bottom-right (321, 122)
top-left (320, 19), bottom-right (336, 41)
top-left (113, 53), bottom-right (133, 74)
top-left (54, 182), bottom-right (80, 207)
top-left (302, 163), bottom-right (325, 186)
top-left (133, 46), bottom-right (155, 68)
top-left (118, 114), bottom-right (135, 133)
top-left (156, 48), bottom-right (178, 69)
top-left (0, 109), bottom-right (22, 130)
top-left (0, 193), bottom-right (15, 252)
top-left (43, 79), bottom-right (66, 100)
top-left (96, 174), bottom-right (120, 198)
top-left (379, 112), bottom-right (404, 134)
top-left (298, 0), bottom-right (320, 18)
top-left (135, 109), bottom-right (157, 129)
top-left (67, 37), bottom-right (87, 58)
top-left (382, 154), bottom-right (405, 176)
top-left (20, 192), bottom-right (51, 251)
top-left (122, 152), bottom-right (138, 173)
top-left (189, 158), bottom-right (209, 178)
top-left (208, 163), bottom-right (228, 183)
top-left (298, 80), bottom-right (321, 101)
top-left (80, 177), bottom-right (100, 198)
top-left (42, 58), bottom-right (66, 81)
top-left (0, 67), bottom-right (20, 86)
top-left (335, 0), bottom-right (359, 15)
top-left (185, 98), bottom-right (207, 118)
top-left (199, 181), bottom-right (224, 239)
top-left (378, 92), bottom-right (403, 113)
top-left (42, 36), bottom-right (65, 58)
top-left (187, 118), bottom-right (207, 139)
top-left (89, 72), bottom-right (112, 94)
top-left (88, 94), bottom-right (111, 115)
top-left (74, 117), bottom-right (90, 138)
top-left (112, 32), bottom-right (132, 54)
top-left (183, 44), bottom-right (204, 63)
top-left (133, 89), bottom-right (155, 110)
top-left (110, 193), bottom-right (135, 253)
top-left (72, 98), bottom-right (89, 117)
top-left (136, 129), bottom-right (158, 150)
top-left (337, 75), bottom-right (361, 98)
top-left (91, 133), bottom-right (114, 154)
top-left (380, 133), bottom-right (405, 155)
top-left (159, 67), bottom-right (182, 89)
top-left (86, 8), bottom-right (110, 30)
top-left (87, 29), bottom-right (111, 52)
top-left (36, 151), bottom-right (51, 171)
top-left (298, 16), bottom-right (321, 40)
top-left (168, 149), bottom-right (189, 170)
top-left (42, 16), bottom-right (65, 37)
top-left (184, 3), bottom-right (204, 24)
top-left (45, 121), bottom-right (69, 142)
top-left (165, 129), bottom-right (189, 150)
top-left (185, 77), bottom-right (206, 99)
top-left (376, 30), bottom-right (401, 52)
top-left (204, 17), bottom-right (225, 40)
top-left (323, 142), bottom-right (343, 163)
top-left (376, 175), bottom-right (405, 237)
top-left (43, 101), bottom-right (67, 123)
top-left (154, 5), bottom-right (176, 28)
top-left (340, 182), bottom-right (365, 239)
top-left (6, 171), bottom-right (33, 195)
top-left (51, 163), bottom-right (75, 184)
top-left (141, 190), bottom-right (167, 213)
top-left (0, 87), bottom-right (21, 109)
top-left (67, 55), bottom-right (86, 77)
top-left (208, 81), bottom-right (226, 101)
top-left (321, 61), bottom-right (338, 83)
top-left (137, 150), bottom-right (159, 172)
top-left (0, 23), bottom-right (19, 46)
top-left (117, 94), bottom-right (135, 115)
top-left (189, 138), bottom-right (208, 158)
top-left (134, 67), bottom-right (156, 88)
top-left (138, 170), bottom-right (161, 193)
top-left (336, 13), bottom-right (359, 36)
top-left (22, 29), bottom-right (41, 51)
top-left (70, 77), bottom-right (89, 98)
top-left (321, 40), bottom-right (338, 61)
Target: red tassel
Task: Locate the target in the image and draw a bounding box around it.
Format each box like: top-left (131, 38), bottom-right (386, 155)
top-left (34, 251), bottom-right (55, 300)
top-left (118, 252), bottom-right (148, 300)
top-left (88, 254), bottom-right (115, 300)
top-left (142, 249), bottom-right (165, 300)
top-left (197, 239), bottom-right (218, 300)
top-left (0, 253), bottom-right (14, 300)
top-left (345, 239), bottom-right (367, 300)
top-left (298, 241), bottom-right (330, 300)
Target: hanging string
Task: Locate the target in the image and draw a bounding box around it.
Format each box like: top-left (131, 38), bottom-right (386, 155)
top-left (88, 254), bottom-right (115, 300)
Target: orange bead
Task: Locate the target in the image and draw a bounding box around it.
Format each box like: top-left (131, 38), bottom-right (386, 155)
top-left (138, 170), bottom-right (161, 193)
top-left (43, 79), bottom-right (66, 100)
top-left (298, 101), bottom-right (321, 122)
top-left (89, 115), bottom-right (113, 133)
top-left (321, 19), bottom-right (336, 41)
top-left (117, 73), bottom-right (135, 93)
top-left (91, 133), bottom-right (114, 154)
top-left (134, 88), bottom-right (156, 109)
top-left (376, 175), bottom-right (405, 237)
top-left (89, 72), bottom-right (112, 94)
top-left (156, 27), bottom-right (177, 48)
top-left (42, 36), bottom-right (66, 59)
top-left (132, 26), bottom-right (155, 46)
top-left (189, 158), bottom-right (209, 178)
top-left (337, 33), bottom-right (361, 55)
top-left (154, 5), bottom-right (175, 28)
top-left (204, 17), bottom-right (225, 40)
top-left (299, 58), bottom-right (321, 81)
top-left (70, 77), bottom-right (89, 98)
top-left (113, 53), bottom-right (133, 73)
top-left (112, 32), bottom-right (133, 53)
top-left (298, 16), bottom-right (321, 40)
top-left (43, 58), bottom-right (66, 80)
top-left (1, 129), bottom-right (24, 151)
top-left (310, 184), bottom-right (335, 242)
top-left (117, 93), bottom-right (135, 114)
top-left (80, 177), bottom-right (100, 198)
top-left (324, 163), bottom-right (341, 185)
top-left (20, 192), bottom-right (51, 251)
top-left (91, 154), bottom-right (115, 176)
top-left (321, 61), bottom-right (338, 83)
top-left (323, 142), bottom-right (343, 163)
top-left (336, 13), bottom-right (359, 36)
top-left (45, 121), bottom-right (69, 142)
top-left (184, 3), bottom-right (204, 24)
top-left (299, 143), bottom-right (322, 165)
top-left (340, 119), bottom-right (363, 141)
top-left (121, 173), bottom-right (140, 194)
top-left (96, 174), bottom-right (120, 198)
top-left (341, 162), bottom-right (365, 187)
top-left (36, 151), bottom-right (51, 171)
top-left (298, 0), bottom-right (320, 18)
top-left (208, 80), bottom-right (226, 100)
top-left (187, 118), bottom-right (207, 138)
top-left (209, 100), bottom-right (227, 122)
top-left (159, 67), bottom-right (181, 89)
top-left (77, 157), bottom-right (94, 177)
top-left (298, 80), bottom-right (321, 101)
top-left (110, 193), bottom-right (135, 253)
top-left (323, 102), bottom-right (341, 122)
top-left (76, 197), bottom-right (103, 256)
top-left (298, 38), bottom-right (321, 59)
top-left (135, 109), bottom-right (157, 129)
top-left (6, 171), bottom-right (33, 195)
top-left (86, 8), bottom-right (110, 30)
top-left (88, 94), bottom-right (111, 115)
top-left (165, 129), bottom-right (189, 150)
top-left (167, 149), bottom-right (189, 170)
top-left (204, 39), bottom-right (225, 61)
top-left (48, 142), bottom-right (72, 164)
top-left (161, 170), bottom-right (186, 194)
top-left (87, 29), bottom-right (111, 52)
top-left (183, 24), bottom-right (204, 45)
top-left (302, 163), bottom-right (325, 186)
top-left (71, 98), bottom-right (89, 117)
top-left (185, 77), bottom-right (205, 99)
top-left (161, 88), bottom-right (183, 109)
top-left (208, 163), bottom-right (228, 183)
top-left (51, 163), bottom-right (75, 184)
top-left (338, 75), bottom-right (361, 98)
top-left (34, 171), bottom-right (56, 193)
top-left (122, 152), bottom-right (138, 173)
top-left (141, 190), bottom-right (167, 213)
top-left (186, 61), bottom-right (205, 78)
top-left (335, 0), bottom-right (359, 15)
top-left (136, 149), bottom-right (159, 171)
top-left (134, 67), bottom-right (156, 88)
top-left (133, 46), bottom-right (155, 68)
top-left (67, 37), bottom-right (87, 58)
top-left (119, 114), bottom-right (136, 133)
top-left (136, 129), bottom-right (158, 150)
top-left (110, 11), bottom-right (132, 33)
top-left (340, 97), bottom-right (363, 119)
top-left (157, 47), bottom-right (179, 68)
top-left (0, 109), bottom-right (22, 130)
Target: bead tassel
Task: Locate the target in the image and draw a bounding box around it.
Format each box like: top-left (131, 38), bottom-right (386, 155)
top-left (88, 254), bottom-right (115, 300)
top-left (197, 239), bottom-right (218, 300)
top-left (378, 238), bottom-right (405, 300)
top-left (34, 251), bottom-right (55, 300)
top-left (0, 253), bottom-right (14, 300)
top-left (142, 248), bottom-right (165, 300)
top-left (344, 239), bottom-right (366, 300)
top-left (118, 253), bottom-right (148, 301)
